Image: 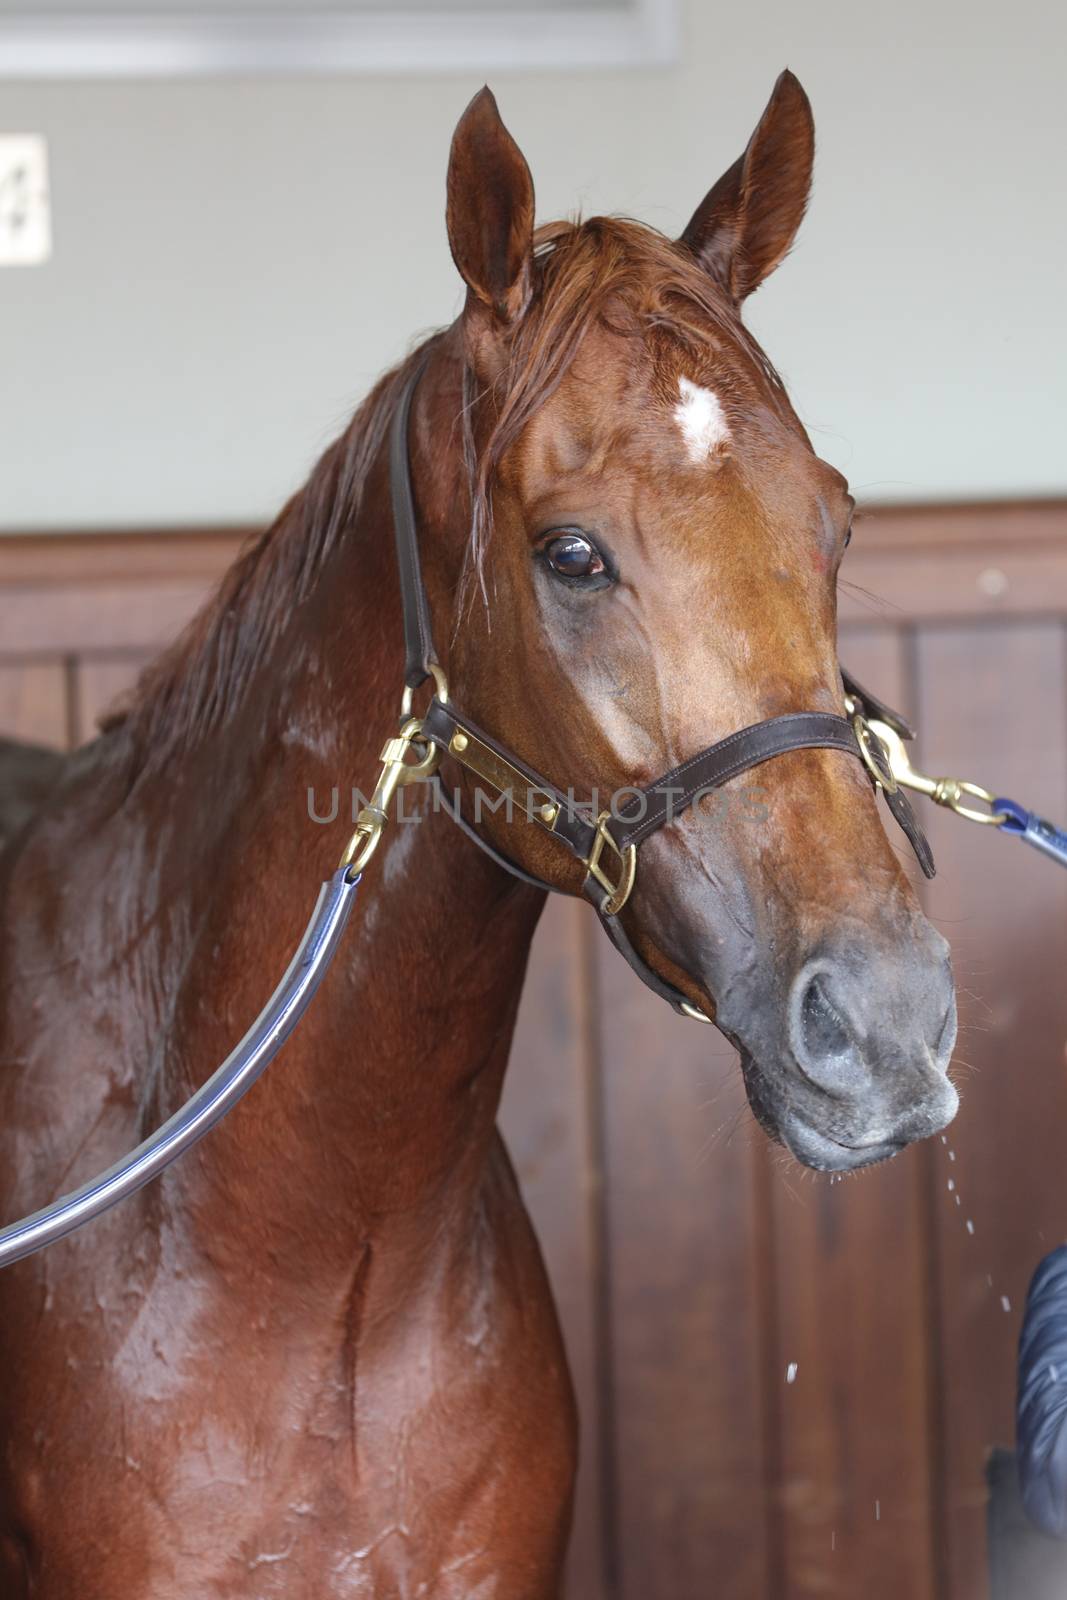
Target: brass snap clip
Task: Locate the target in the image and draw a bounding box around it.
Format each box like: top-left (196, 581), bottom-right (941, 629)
top-left (339, 714), bottom-right (441, 879)
top-left (859, 710), bottom-right (1008, 828)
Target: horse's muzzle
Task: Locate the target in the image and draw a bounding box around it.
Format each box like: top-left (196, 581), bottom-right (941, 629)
top-left (738, 931), bottom-right (958, 1172)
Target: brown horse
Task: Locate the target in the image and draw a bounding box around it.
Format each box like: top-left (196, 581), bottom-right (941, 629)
top-left (0, 74), bottom-right (957, 1596)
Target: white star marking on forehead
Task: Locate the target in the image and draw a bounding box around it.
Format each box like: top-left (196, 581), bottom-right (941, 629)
top-left (672, 376), bottom-right (731, 463)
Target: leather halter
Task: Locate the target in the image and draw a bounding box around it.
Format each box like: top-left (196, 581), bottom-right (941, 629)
top-left (0, 363), bottom-right (938, 1271)
top-left (390, 361), bottom-right (934, 1022)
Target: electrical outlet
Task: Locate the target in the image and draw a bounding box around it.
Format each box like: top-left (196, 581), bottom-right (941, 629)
top-left (0, 135), bottom-right (51, 266)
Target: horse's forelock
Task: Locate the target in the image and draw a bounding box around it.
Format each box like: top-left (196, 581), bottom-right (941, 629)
top-left (459, 215), bottom-right (787, 602)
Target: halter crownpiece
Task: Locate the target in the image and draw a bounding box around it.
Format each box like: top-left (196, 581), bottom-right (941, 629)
top-left (382, 358), bottom-right (936, 1022)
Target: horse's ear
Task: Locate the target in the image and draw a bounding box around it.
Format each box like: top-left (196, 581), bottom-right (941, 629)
top-left (446, 86), bottom-right (535, 325)
top-left (680, 69), bottom-right (814, 302)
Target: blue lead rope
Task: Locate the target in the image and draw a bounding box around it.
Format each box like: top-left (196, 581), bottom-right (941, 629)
top-left (0, 868), bottom-right (362, 1269)
top-left (994, 798), bottom-right (1067, 869)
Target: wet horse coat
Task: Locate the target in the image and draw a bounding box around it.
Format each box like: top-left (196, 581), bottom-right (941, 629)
top-left (0, 77), bottom-right (956, 1596)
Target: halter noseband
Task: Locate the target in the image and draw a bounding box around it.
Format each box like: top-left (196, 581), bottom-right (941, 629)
top-left (389, 360), bottom-right (934, 1023)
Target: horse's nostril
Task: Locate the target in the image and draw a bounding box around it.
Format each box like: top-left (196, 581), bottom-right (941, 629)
top-left (933, 988), bottom-right (958, 1069)
top-left (790, 966), bottom-right (869, 1098)
top-left (799, 972), bottom-right (852, 1062)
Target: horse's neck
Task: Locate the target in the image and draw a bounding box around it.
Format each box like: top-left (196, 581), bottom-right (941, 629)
top-left (96, 357), bottom-right (543, 1280)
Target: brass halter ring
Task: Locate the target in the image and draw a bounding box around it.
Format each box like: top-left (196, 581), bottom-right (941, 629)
top-left (850, 712), bottom-right (898, 795)
top-left (401, 662), bottom-right (449, 717)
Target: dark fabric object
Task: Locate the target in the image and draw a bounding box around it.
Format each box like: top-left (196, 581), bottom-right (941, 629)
top-left (988, 1447), bottom-right (1067, 1599)
top-left (0, 737), bottom-right (67, 857)
top-left (1018, 1246), bottom-right (1067, 1539)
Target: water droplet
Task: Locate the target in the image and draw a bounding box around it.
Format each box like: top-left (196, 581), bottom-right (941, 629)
top-left (875, 1499), bottom-right (881, 1522)
top-left (947, 1179), bottom-right (956, 1192)
top-left (948, 1150), bottom-right (956, 1162)
top-left (786, 1362), bottom-right (798, 1384)
top-left (1001, 1296), bottom-right (1012, 1314)
top-left (966, 1220), bottom-right (975, 1235)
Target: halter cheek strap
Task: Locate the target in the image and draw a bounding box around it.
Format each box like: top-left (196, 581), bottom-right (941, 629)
top-left (390, 358), bottom-right (935, 1021)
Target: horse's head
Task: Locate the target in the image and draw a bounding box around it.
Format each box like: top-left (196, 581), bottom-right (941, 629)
top-left (435, 75), bottom-right (957, 1172)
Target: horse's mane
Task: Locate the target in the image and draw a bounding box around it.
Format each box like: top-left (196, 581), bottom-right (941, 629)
top-left (104, 340), bottom-right (436, 767)
top-left (110, 216), bottom-right (783, 768)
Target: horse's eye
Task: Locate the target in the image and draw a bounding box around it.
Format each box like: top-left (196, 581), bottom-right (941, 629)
top-left (543, 532), bottom-right (605, 580)
top-left (844, 523), bottom-right (853, 549)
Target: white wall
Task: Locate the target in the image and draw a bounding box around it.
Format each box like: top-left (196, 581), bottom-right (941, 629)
top-left (1, 0), bottom-right (1064, 531)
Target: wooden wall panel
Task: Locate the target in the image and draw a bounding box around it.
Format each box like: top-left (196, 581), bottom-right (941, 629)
top-left (6, 504), bottom-right (1067, 1600)
top-left (596, 935), bottom-right (773, 1600)
top-left (0, 661), bottom-right (69, 747)
top-left (838, 545), bottom-right (1067, 624)
top-left (918, 622), bottom-right (1067, 1600)
top-left (768, 625), bottom-right (940, 1600)
top-left (0, 580), bottom-right (210, 657)
top-left (500, 896), bottom-right (606, 1600)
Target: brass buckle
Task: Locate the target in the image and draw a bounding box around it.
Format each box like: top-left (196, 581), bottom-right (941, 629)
top-left (585, 812), bottom-right (637, 916)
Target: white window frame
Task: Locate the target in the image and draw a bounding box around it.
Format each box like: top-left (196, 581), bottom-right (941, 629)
top-left (0, 1), bottom-right (679, 77)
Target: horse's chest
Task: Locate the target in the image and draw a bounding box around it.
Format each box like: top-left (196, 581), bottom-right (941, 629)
top-left (1, 1324), bottom-right (405, 1597)
top-left (0, 1266), bottom-right (520, 1599)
